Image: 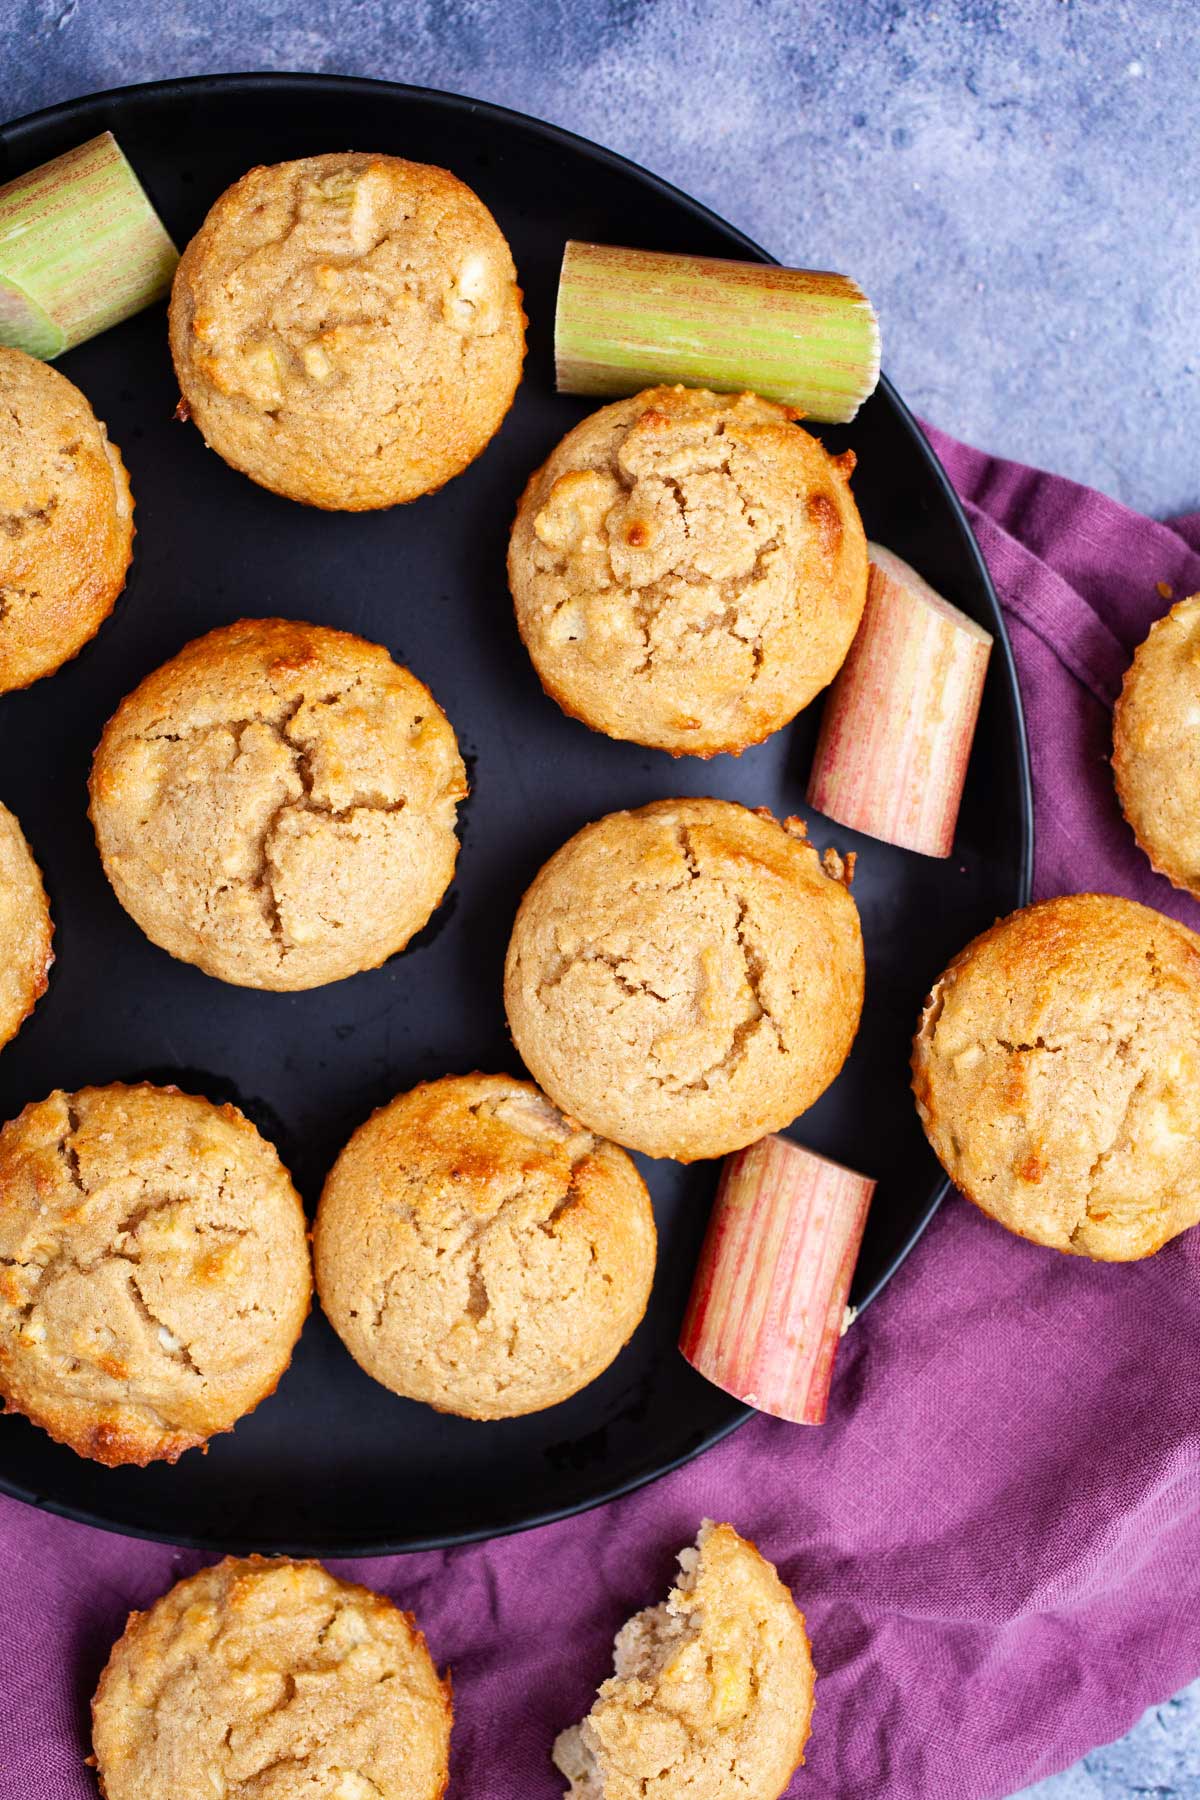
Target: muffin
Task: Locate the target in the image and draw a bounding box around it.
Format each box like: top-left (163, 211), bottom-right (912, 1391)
top-left (1112, 592), bottom-right (1200, 898)
top-left (554, 1520), bottom-right (814, 1800)
top-left (0, 345), bottom-right (133, 691)
top-left (90, 617), bottom-right (467, 991)
top-left (912, 894), bottom-right (1200, 1259)
top-left (508, 386), bottom-right (867, 755)
top-left (0, 1083), bottom-right (311, 1465)
top-left (315, 1073), bottom-right (656, 1419)
top-left (92, 1556), bottom-right (452, 1800)
top-left (504, 798), bottom-right (864, 1161)
top-left (169, 152), bottom-right (526, 509)
top-left (0, 800), bottom-right (53, 1051)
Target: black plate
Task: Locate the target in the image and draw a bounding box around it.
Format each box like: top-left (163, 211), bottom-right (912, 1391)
top-left (0, 75), bottom-right (1032, 1555)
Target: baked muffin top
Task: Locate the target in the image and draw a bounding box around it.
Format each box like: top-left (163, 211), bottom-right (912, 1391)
top-left (504, 798), bottom-right (864, 1162)
top-left (1113, 592), bottom-right (1200, 898)
top-left (0, 1084), bottom-right (311, 1465)
top-left (508, 386), bottom-right (867, 755)
top-left (92, 1556), bottom-right (452, 1800)
top-left (315, 1073), bottom-right (656, 1420)
top-left (912, 893), bottom-right (1200, 1259)
top-left (90, 617), bottom-right (466, 991)
top-left (554, 1521), bottom-right (814, 1800)
top-left (169, 152), bottom-right (526, 509)
top-left (0, 346), bottom-right (133, 691)
top-left (0, 800), bottom-right (53, 1052)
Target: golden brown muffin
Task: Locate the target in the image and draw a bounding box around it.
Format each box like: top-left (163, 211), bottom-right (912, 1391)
top-left (0, 800), bottom-right (53, 1051)
top-left (912, 894), bottom-right (1200, 1260)
top-left (508, 386), bottom-right (867, 756)
top-left (554, 1521), bottom-right (814, 1800)
top-left (315, 1073), bottom-right (656, 1419)
top-left (0, 1084), bottom-right (311, 1465)
top-left (92, 1556), bottom-right (452, 1800)
top-left (1113, 592), bottom-right (1200, 897)
top-left (90, 617), bottom-right (466, 991)
top-left (504, 798), bottom-right (863, 1162)
top-left (169, 152), bottom-right (526, 510)
top-left (0, 346), bottom-right (133, 691)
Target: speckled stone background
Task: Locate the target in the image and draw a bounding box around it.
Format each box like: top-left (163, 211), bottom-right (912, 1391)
top-left (2, 2), bottom-right (1199, 1794)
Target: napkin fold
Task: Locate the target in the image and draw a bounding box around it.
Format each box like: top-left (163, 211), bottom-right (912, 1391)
top-left (3, 429), bottom-right (1200, 1800)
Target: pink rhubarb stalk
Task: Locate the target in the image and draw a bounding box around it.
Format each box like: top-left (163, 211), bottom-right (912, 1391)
top-left (680, 1135), bottom-right (874, 1425)
top-left (806, 544), bottom-right (993, 858)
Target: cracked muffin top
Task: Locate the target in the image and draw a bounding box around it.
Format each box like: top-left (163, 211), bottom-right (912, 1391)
top-left (504, 798), bottom-right (864, 1162)
top-left (0, 799), bottom-right (53, 1052)
top-left (0, 346), bottom-right (134, 692)
top-left (92, 1555), bottom-right (452, 1800)
top-left (912, 894), bottom-right (1200, 1259)
top-left (89, 617), bottom-right (467, 991)
top-left (169, 152), bottom-right (526, 509)
top-left (553, 1521), bottom-right (814, 1800)
top-left (508, 386), bottom-right (867, 756)
top-left (0, 1083), bottom-right (310, 1466)
top-left (1113, 591), bottom-right (1200, 899)
top-left (314, 1073), bottom-right (656, 1420)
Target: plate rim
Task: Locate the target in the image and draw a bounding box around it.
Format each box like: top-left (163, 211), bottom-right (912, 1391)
top-left (0, 71), bottom-right (1034, 1556)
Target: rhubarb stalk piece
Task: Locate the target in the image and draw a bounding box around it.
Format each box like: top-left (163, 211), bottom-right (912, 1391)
top-left (0, 132), bottom-right (178, 358)
top-left (555, 240), bottom-right (881, 424)
top-left (806, 544), bottom-right (993, 857)
top-left (680, 1134), bottom-right (874, 1425)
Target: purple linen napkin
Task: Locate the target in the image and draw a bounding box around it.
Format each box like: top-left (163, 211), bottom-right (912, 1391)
top-left (3, 431), bottom-right (1200, 1800)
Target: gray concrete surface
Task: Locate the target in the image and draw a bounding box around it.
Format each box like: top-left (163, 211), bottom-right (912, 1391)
top-left (1, 2), bottom-right (1198, 1793)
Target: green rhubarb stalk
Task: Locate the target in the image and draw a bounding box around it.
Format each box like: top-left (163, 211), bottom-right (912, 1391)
top-left (555, 240), bottom-right (881, 424)
top-left (0, 131), bottom-right (178, 358)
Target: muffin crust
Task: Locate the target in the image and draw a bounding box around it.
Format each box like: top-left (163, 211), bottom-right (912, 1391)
top-left (315, 1073), bottom-right (656, 1419)
top-left (508, 386), bottom-right (867, 755)
top-left (92, 1556), bottom-right (452, 1800)
top-left (504, 798), bottom-right (864, 1162)
top-left (170, 152), bottom-right (526, 509)
top-left (554, 1521), bottom-right (814, 1800)
top-left (1113, 592), bottom-right (1200, 897)
top-left (0, 800), bottom-right (53, 1052)
top-left (90, 617), bottom-right (466, 990)
top-left (0, 346), bottom-right (133, 691)
top-left (0, 1084), bottom-right (311, 1465)
top-left (912, 894), bottom-right (1200, 1259)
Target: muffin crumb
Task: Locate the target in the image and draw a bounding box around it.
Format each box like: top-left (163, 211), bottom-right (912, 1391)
top-left (554, 1520), bottom-right (814, 1800)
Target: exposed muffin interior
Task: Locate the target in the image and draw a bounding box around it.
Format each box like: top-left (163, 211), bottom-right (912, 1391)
top-left (0, 345), bottom-right (134, 692)
top-left (169, 152), bottom-right (526, 509)
top-left (554, 1520), bottom-right (815, 1800)
top-left (315, 1073), bottom-right (656, 1419)
top-left (91, 1556), bottom-right (452, 1800)
top-left (509, 385), bottom-right (867, 755)
top-left (90, 617), bottom-right (466, 990)
top-left (0, 1084), bottom-right (311, 1465)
